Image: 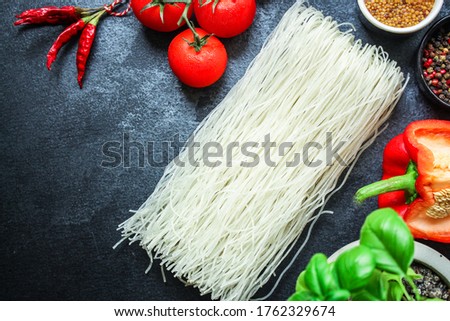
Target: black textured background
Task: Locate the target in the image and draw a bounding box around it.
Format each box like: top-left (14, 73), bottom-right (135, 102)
top-left (1, 0), bottom-right (449, 300)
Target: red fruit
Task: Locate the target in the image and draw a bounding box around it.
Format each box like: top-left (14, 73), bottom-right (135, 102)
top-left (131, 0), bottom-right (193, 32)
top-left (193, 0), bottom-right (256, 38)
top-left (168, 28), bottom-right (227, 88)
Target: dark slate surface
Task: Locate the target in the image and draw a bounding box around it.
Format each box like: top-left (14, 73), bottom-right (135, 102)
top-left (1, 0), bottom-right (449, 301)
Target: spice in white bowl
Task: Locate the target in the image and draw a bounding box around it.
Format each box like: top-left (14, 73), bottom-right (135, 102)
top-left (358, 0), bottom-right (444, 34)
top-left (365, 0), bottom-right (434, 28)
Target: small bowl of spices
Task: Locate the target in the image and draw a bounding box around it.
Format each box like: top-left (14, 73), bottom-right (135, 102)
top-left (358, 0), bottom-right (443, 35)
top-left (417, 15), bottom-right (450, 110)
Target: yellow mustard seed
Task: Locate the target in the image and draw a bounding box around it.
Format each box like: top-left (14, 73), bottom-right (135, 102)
top-left (364, 0), bottom-right (435, 28)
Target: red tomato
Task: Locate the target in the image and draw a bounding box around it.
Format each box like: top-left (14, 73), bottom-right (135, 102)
top-left (131, 0), bottom-right (193, 32)
top-left (168, 28), bottom-right (227, 88)
top-left (193, 0), bottom-right (256, 38)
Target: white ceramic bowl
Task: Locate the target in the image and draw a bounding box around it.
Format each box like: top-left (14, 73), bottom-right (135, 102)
top-left (357, 0), bottom-right (444, 35)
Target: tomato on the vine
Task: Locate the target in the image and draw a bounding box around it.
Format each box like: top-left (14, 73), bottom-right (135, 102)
top-left (131, 0), bottom-right (193, 32)
top-left (193, 0), bottom-right (256, 38)
top-left (168, 28), bottom-right (227, 88)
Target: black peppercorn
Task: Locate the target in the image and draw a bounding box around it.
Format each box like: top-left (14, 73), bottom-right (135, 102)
top-left (422, 30), bottom-right (450, 104)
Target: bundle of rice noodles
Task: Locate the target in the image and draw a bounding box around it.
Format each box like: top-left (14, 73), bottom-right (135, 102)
top-left (117, 1), bottom-right (406, 300)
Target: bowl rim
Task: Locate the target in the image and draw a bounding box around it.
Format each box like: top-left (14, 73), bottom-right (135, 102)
top-left (357, 0), bottom-right (443, 34)
top-left (416, 15), bottom-right (450, 109)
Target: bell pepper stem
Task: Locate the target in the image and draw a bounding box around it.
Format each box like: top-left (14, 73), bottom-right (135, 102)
top-left (355, 162), bottom-right (418, 204)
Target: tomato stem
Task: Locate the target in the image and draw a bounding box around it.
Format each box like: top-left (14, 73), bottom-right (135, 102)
top-left (169, 0), bottom-right (211, 52)
top-left (154, 0), bottom-right (211, 52)
top-left (142, 0), bottom-right (189, 23)
top-left (198, 0), bottom-right (220, 13)
top-left (184, 19), bottom-right (211, 52)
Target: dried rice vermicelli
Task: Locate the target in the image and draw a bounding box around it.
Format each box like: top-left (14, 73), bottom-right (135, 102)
top-left (116, 1), bottom-right (406, 300)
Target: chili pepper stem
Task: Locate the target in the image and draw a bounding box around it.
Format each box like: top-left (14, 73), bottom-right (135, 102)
top-left (85, 9), bottom-right (106, 25)
top-left (355, 162), bottom-right (419, 204)
top-left (79, 7), bottom-right (104, 18)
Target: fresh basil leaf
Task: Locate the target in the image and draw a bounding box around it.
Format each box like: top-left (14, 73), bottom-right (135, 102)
top-left (352, 290), bottom-right (379, 301)
top-left (288, 291), bottom-right (321, 301)
top-left (295, 271), bottom-right (307, 292)
top-left (334, 245), bottom-right (376, 291)
top-left (360, 209), bottom-right (414, 276)
top-left (382, 272), bottom-right (402, 284)
top-left (382, 272), bottom-right (414, 300)
top-left (386, 280), bottom-right (404, 301)
top-left (324, 289), bottom-right (351, 301)
top-left (407, 267), bottom-right (423, 281)
top-left (304, 253), bottom-right (338, 298)
top-left (352, 269), bottom-right (386, 301)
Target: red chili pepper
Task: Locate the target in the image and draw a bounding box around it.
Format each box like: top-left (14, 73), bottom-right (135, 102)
top-left (76, 12), bottom-right (104, 88)
top-left (355, 120), bottom-right (450, 243)
top-left (46, 16), bottom-right (94, 70)
top-left (16, 6), bottom-right (59, 18)
top-left (14, 6), bottom-right (80, 26)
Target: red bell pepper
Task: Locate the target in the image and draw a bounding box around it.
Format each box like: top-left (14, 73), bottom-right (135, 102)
top-left (355, 120), bottom-right (450, 243)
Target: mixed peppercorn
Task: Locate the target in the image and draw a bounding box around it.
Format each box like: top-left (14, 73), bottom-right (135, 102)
top-left (364, 0), bottom-right (434, 28)
top-left (422, 31), bottom-right (450, 104)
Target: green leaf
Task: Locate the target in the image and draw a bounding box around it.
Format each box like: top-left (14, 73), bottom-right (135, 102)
top-left (382, 271), bottom-right (415, 301)
top-left (407, 267), bottom-right (423, 281)
top-left (382, 272), bottom-right (403, 284)
top-left (386, 280), bottom-right (404, 301)
top-left (295, 271), bottom-right (308, 292)
top-left (360, 209), bottom-right (414, 276)
top-left (324, 289), bottom-right (351, 301)
top-left (334, 245), bottom-right (376, 291)
top-left (288, 291), bottom-right (321, 301)
top-left (352, 269), bottom-right (386, 301)
top-left (352, 291), bottom-right (379, 301)
top-left (304, 253), bottom-right (338, 298)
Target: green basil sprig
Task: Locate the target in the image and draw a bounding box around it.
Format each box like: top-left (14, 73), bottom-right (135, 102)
top-left (288, 208), bottom-right (431, 301)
